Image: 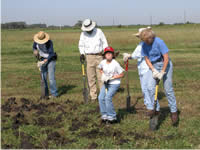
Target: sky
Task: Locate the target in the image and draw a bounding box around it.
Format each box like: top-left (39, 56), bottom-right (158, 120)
top-left (2, 0), bottom-right (200, 26)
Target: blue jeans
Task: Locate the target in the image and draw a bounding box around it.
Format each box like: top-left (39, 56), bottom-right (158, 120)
top-left (98, 84), bottom-right (120, 120)
top-left (146, 60), bottom-right (177, 112)
top-left (41, 61), bottom-right (58, 97)
top-left (139, 72), bottom-right (150, 106)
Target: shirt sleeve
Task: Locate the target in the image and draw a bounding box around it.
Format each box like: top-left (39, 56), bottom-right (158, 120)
top-left (33, 42), bottom-right (37, 51)
top-left (131, 44), bottom-right (142, 59)
top-left (78, 32), bottom-right (85, 55)
top-left (115, 61), bottom-right (125, 74)
top-left (158, 39), bottom-right (169, 55)
top-left (47, 40), bottom-right (55, 61)
top-left (99, 29), bottom-right (108, 50)
top-left (98, 61), bottom-right (103, 69)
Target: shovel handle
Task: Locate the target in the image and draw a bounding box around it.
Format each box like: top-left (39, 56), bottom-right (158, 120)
top-left (125, 60), bottom-right (129, 71)
top-left (154, 79), bottom-right (160, 101)
top-left (81, 64), bottom-right (85, 76)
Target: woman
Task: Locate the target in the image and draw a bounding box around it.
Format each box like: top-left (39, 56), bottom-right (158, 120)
top-left (141, 28), bottom-right (178, 125)
top-left (33, 31), bottom-right (58, 99)
top-left (123, 27), bottom-right (151, 107)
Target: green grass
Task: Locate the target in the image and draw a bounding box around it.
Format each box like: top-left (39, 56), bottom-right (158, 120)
top-left (1, 24), bottom-right (200, 149)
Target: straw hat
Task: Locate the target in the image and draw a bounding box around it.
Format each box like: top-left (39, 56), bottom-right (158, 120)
top-left (34, 31), bottom-right (50, 44)
top-left (81, 19), bottom-right (96, 32)
top-left (134, 26), bottom-right (152, 37)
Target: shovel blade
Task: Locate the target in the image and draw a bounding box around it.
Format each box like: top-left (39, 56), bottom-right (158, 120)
top-left (83, 88), bottom-right (89, 104)
top-left (126, 96), bottom-right (131, 112)
top-left (149, 115), bottom-right (158, 131)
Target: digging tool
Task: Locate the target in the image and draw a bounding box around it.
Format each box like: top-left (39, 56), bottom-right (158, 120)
top-left (35, 55), bottom-right (47, 100)
top-left (149, 79), bottom-right (160, 131)
top-left (125, 60), bottom-right (131, 112)
top-left (80, 57), bottom-right (89, 103)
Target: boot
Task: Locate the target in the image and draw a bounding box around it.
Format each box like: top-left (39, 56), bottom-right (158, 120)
top-left (171, 112), bottom-right (178, 126)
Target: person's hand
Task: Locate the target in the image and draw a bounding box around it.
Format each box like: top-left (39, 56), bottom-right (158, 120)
top-left (37, 60), bottom-right (47, 68)
top-left (80, 54), bottom-right (85, 63)
top-left (152, 68), bottom-right (160, 79)
top-left (123, 53), bottom-right (131, 62)
top-left (33, 50), bottom-right (39, 57)
top-left (101, 73), bottom-right (112, 83)
top-left (157, 70), bottom-right (166, 80)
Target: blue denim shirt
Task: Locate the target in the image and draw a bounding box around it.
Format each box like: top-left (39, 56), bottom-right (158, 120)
top-left (33, 40), bottom-right (56, 61)
top-left (142, 37), bottom-right (169, 62)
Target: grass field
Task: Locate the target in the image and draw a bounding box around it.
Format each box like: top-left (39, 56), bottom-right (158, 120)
top-left (1, 24), bottom-right (200, 149)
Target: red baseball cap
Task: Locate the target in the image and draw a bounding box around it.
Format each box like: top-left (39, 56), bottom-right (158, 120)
top-left (104, 46), bottom-right (114, 54)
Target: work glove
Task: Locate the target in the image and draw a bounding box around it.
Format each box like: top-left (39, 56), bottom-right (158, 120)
top-left (101, 73), bottom-right (112, 84)
top-left (157, 70), bottom-right (166, 80)
top-left (123, 53), bottom-right (131, 62)
top-left (80, 54), bottom-right (85, 63)
top-left (152, 68), bottom-right (160, 79)
top-left (37, 61), bottom-right (46, 71)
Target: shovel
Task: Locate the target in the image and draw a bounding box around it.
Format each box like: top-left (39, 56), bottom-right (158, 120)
top-left (149, 79), bottom-right (160, 131)
top-left (35, 55), bottom-right (47, 100)
top-left (125, 60), bottom-right (131, 112)
top-left (80, 59), bottom-right (89, 104)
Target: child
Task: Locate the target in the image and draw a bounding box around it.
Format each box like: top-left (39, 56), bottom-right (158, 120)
top-left (98, 46), bottom-right (124, 124)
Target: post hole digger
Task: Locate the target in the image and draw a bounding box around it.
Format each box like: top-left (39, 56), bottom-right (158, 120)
top-left (149, 79), bottom-right (160, 131)
top-left (80, 56), bottom-right (89, 104)
top-left (125, 60), bottom-right (131, 112)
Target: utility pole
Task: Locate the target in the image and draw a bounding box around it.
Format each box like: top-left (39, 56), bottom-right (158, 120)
top-left (150, 15), bottom-right (152, 26)
top-left (184, 10), bottom-right (186, 24)
top-left (113, 16), bottom-right (115, 27)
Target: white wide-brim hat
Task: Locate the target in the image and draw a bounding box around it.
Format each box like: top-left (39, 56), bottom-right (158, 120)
top-left (34, 31), bottom-right (50, 44)
top-left (81, 19), bottom-right (96, 32)
top-left (133, 26), bottom-right (152, 37)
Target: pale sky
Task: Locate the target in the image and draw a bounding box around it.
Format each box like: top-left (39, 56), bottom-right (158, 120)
top-left (2, 0), bottom-right (200, 26)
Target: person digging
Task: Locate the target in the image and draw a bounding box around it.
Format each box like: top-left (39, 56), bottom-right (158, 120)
top-left (33, 31), bottom-right (58, 99)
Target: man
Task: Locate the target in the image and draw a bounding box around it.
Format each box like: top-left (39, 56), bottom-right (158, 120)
top-left (79, 19), bottom-right (108, 102)
top-left (33, 31), bottom-right (58, 99)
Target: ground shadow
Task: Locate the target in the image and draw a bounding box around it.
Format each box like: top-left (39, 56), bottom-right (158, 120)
top-left (116, 96), bottom-right (141, 123)
top-left (117, 87), bottom-right (125, 93)
top-left (57, 85), bottom-right (76, 96)
top-left (157, 107), bottom-right (181, 129)
top-left (157, 91), bottom-right (166, 101)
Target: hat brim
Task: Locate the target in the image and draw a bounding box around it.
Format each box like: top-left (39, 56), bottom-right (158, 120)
top-left (34, 32), bottom-right (50, 44)
top-left (133, 32), bottom-right (140, 37)
top-left (81, 21), bottom-right (96, 32)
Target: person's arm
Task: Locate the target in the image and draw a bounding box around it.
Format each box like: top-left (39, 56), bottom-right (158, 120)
top-left (162, 53), bottom-right (169, 72)
top-left (145, 56), bottom-right (154, 70)
top-left (100, 29), bottom-right (108, 50)
top-left (113, 72), bottom-right (124, 79)
top-left (78, 32), bottom-right (85, 55)
top-left (33, 42), bottom-right (39, 57)
top-left (46, 41), bottom-right (55, 62)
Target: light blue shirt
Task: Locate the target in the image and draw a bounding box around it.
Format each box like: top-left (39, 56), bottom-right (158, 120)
top-left (131, 42), bottom-right (149, 76)
top-left (142, 37), bottom-right (169, 62)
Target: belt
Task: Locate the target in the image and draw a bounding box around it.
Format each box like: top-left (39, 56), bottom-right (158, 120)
top-left (86, 52), bottom-right (102, 56)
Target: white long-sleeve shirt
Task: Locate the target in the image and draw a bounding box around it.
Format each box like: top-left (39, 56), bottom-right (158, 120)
top-left (131, 42), bottom-right (149, 76)
top-left (78, 28), bottom-right (108, 55)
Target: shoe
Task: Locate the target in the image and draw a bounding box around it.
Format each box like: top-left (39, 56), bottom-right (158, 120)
top-left (171, 112), bottom-right (178, 126)
top-left (100, 119), bottom-right (107, 124)
top-left (107, 119), bottom-right (118, 124)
